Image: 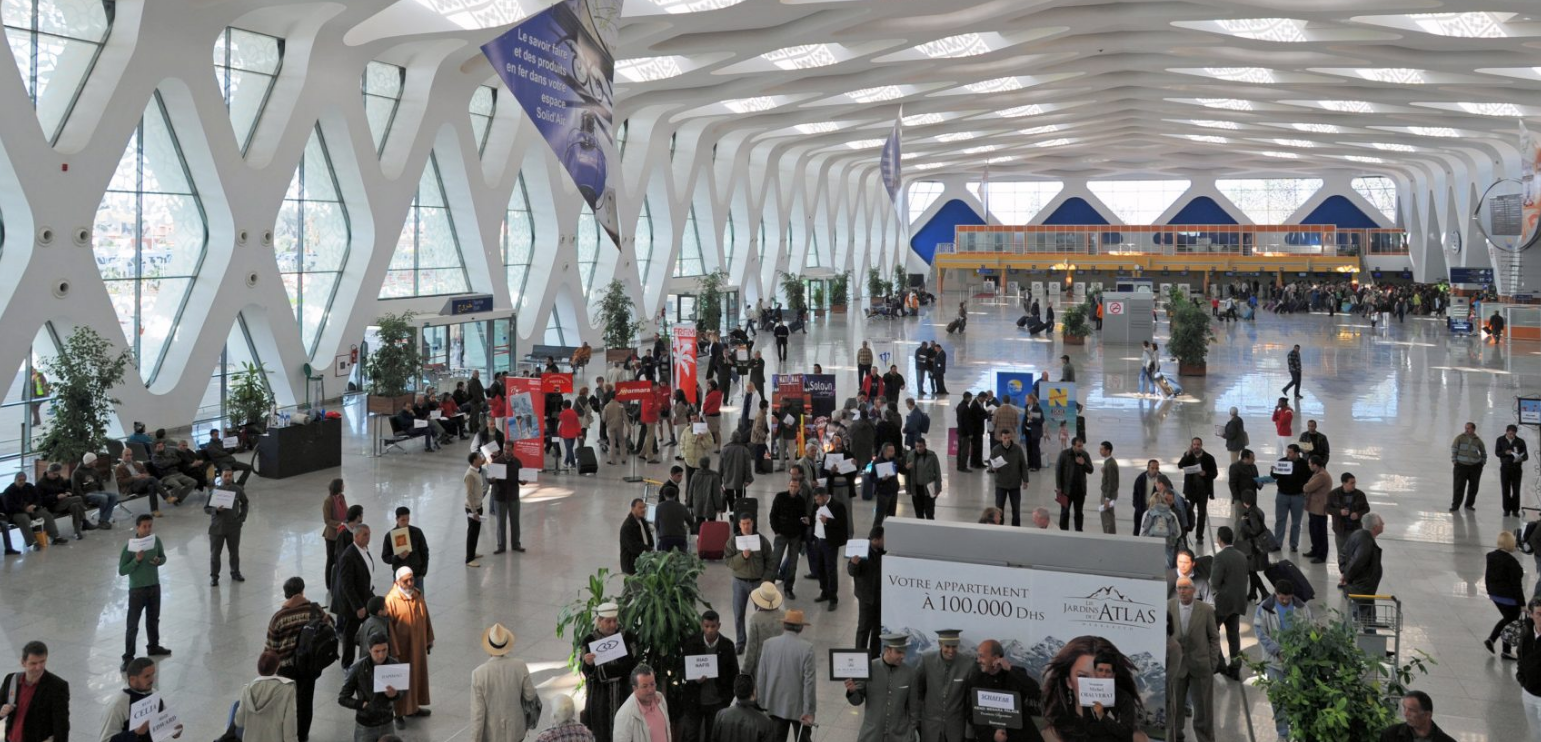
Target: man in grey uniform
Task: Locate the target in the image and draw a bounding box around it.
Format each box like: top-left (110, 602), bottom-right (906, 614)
top-left (917, 629), bottom-right (972, 742)
top-left (844, 634), bottom-right (921, 742)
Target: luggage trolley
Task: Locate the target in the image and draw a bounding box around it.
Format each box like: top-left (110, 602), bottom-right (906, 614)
top-left (1347, 593), bottom-right (1403, 692)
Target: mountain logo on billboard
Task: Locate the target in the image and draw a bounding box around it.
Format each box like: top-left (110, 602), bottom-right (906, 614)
top-left (1062, 585), bottom-right (1159, 630)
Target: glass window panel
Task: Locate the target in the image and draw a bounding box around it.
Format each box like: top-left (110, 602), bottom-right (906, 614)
top-left (676, 206), bottom-right (705, 277)
top-left (1352, 176), bottom-right (1398, 221)
top-left (907, 181), bottom-right (944, 223)
top-left (278, 126), bottom-right (349, 352)
top-left (362, 61), bottom-right (403, 154)
top-left (967, 181), bottom-right (1062, 224)
top-left (470, 85), bottom-right (495, 152)
top-left (92, 92), bottom-right (207, 383)
top-left (635, 200), bottom-right (655, 279)
top-left (1216, 179), bottom-right (1323, 224)
top-left (380, 153), bottom-right (468, 297)
top-left (757, 219), bottom-right (766, 261)
top-left (502, 173), bottom-right (535, 307)
top-left (578, 203), bottom-right (599, 296)
top-left (224, 28), bottom-right (280, 73)
top-left (4, 0), bottom-right (110, 142)
top-left (1087, 180), bottom-right (1192, 224)
top-left (724, 211), bottom-right (736, 269)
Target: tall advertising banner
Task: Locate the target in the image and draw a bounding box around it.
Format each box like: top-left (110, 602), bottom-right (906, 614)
top-left (672, 325), bottom-right (698, 405)
top-left (1522, 121), bottom-right (1541, 246)
top-left (880, 114), bottom-right (902, 209)
top-left (802, 374), bottom-right (837, 420)
top-left (504, 377), bottom-right (545, 470)
top-left (481, 0), bottom-right (622, 246)
top-left (995, 370), bottom-right (1036, 408)
top-left (883, 555), bottom-right (1168, 735)
top-left (1041, 381), bottom-right (1077, 429)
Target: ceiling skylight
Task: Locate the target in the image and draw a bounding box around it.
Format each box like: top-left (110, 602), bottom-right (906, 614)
top-left (1458, 102), bottom-right (1524, 116)
top-left (616, 56), bottom-right (686, 82)
top-left (1260, 151), bottom-right (1301, 159)
top-left (1343, 68), bottom-right (1428, 84)
top-left (1406, 126), bottom-right (1462, 137)
top-left (761, 44), bottom-right (840, 70)
top-left (963, 144), bottom-right (998, 154)
top-left (1292, 123), bottom-right (1339, 133)
top-left (1184, 135), bottom-right (1229, 143)
top-left (1019, 125), bottom-right (1060, 135)
top-left (1214, 18), bottom-right (1309, 43)
top-left (1035, 138), bottom-right (1073, 147)
top-left (1271, 139), bottom-right (1315, 148)
top-left (724, 97), bottom-right (779, 113)
top-left (965, 77), bottom-right (1023, 93)
top-left (1190, 120), bottom-right (1240, 130)
top-left (996, 105), bottom-right (1044, 118)
top-left (1198, 67), bottom-right (1277, 83)
top-left (988, 155), bottom-right (1017, 164)
top-left (904, 113), bottom-right (945, 126)
top-left (1368, 142), bottom-right (1417, 152)
top-left (845, 139), bottom-right (885, 149)
top-left (1344, 155), bottom-right (1385, 164)
top-left (915, 33), bottom-right (991, 59)
top-left (936, 132), bottom-right (976, 142)
top-left (413, 0), bottom-right (528, 30)
top-left (1192, 99), bottom-right (1255, 111)
top-left (1406, 12), bottom-right (1513, 38)
top-left (1317, 100), bottom-right (1374, 113)
top-left (795, 121), bottom-right (840, 134)
top-left (649, 0), bottom-right (747, 13)
top-left (846, 86), bottom-right (904, 103)
top-left (914, 162), bottom-right (947, 170)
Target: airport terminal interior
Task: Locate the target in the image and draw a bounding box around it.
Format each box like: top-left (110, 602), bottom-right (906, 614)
top-left (1, 1), bottom-right (1541, 741)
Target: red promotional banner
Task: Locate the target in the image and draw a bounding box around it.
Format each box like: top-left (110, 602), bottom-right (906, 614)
top-left (614, 381), bottom-right (652, 402)
top-left (672, 325), bottom-right (698, 405)
top-left (504, 377), bottom-right (544, 470)
top-left (541, 373), bottom-right (574, 394)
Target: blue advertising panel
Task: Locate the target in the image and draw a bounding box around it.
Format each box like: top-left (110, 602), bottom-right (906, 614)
top-left (482, 0), bottom-right (620, 246)
top-left (996, 370), bottom-right (1036, 408)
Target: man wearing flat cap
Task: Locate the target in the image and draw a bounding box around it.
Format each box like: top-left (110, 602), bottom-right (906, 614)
top-left (845, 634), bottom-right (921, 742)
top-left (383, 566), bottom-right (434, 725)
top-left (471, 622), bottom-right (541, 742)
top-left (918, 630), bottom-right (973, 742)
top-left (583, 601), bottom-right (640, 742)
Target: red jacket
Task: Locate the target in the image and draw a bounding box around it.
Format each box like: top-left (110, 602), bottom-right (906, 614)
top-left (1272, 408), bottom-right (1293, 436)
top-left (702, 389), bottom-right (723, 416)
top-left (489, 392), bottom-right (508, 418)
top-left (558, 408), bottom-right (581, 439)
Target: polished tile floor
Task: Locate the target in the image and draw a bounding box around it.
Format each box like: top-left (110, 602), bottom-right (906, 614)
top-left (2, 294), bottom-right (1538, 741)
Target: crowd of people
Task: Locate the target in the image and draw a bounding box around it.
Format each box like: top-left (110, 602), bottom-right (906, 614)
top-left (2, 279), bottom-right (1537, 742)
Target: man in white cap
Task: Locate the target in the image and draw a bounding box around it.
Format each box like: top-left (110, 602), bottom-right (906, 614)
top-left (845, 633), bottom-right (921, 742)
top-left (383, 566), bottom-right (434, 728)
top-left (71, 452), bottom-right (117, 529)
top-left (613, 663), bottom-right (670, 742)
top-left (471, 622), bottom-right (541, 742)
top-left (917, 630), bottom-right (972, 742)
top-left (583, 602), bottom-right (639, 742)
top-left (741, 582), bottom-right (785, 678)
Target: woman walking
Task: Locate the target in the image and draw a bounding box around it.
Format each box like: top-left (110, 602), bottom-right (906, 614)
top-left (1485, 531), bottom-right (1526, 659)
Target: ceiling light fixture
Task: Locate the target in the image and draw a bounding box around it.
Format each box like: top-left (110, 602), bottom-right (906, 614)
top-left (846, 86), bottom-right (904, 103)
top-left (1214, 18), bottom-right (1309, 43)
top-left (915, 33), bottom-right (991, 59)
top-left (761, 44), bottom-right (840, 70)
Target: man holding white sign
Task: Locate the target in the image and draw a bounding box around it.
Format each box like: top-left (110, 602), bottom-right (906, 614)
top-left (679, 610), bottom-right (739, 742)
top-left (100, 657), bottom-right (184, 742)
top-left (844, 634), bottom-right (921, 742)
top-left (727, 514), bottom-right (775, 653)
top-left (962, 639), bottom-right (1043, 742)
top-left (204, 466), bottom-right (249, 587)
top-left (338, 634), bottom-right (401, 740)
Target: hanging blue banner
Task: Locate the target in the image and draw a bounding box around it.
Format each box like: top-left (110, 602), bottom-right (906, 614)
top-left (482, 0), bottom-right (622, 247)
top-left (880, 113), bottom-right (902, 208)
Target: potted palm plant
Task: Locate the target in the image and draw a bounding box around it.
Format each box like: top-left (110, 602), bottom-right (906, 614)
top-left (830, 270), bottom-right (850, 313)
top-left (1061, 302), bottom-right (1092, 345)
top-left (599, 279), bottom-right (642, 364)
top-left (866, 267), bottom-right (884, 303)
top-left (779, 273), bottom-right (807, 319)
top-left (365, 311), bottom-right (418, 414)
top-left (695, 270), bottom-right (728, 335)
top-left (228, 362), bottom-right (275, 434)
top-left (811, 284), bottom-right (826, 319)
top-left (1169, 298), bottom-right (1216, 376)
top-left (35, 326), bottom-right (130, 476)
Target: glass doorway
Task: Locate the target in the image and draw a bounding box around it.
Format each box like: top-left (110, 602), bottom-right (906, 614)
top-left (421, 317), bottom-right (515, 390)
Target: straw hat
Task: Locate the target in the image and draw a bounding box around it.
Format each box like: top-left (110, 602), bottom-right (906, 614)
top-left (750, 582), bottom-right (784, 611)
top-left (482, 623), bottom-right (516, 656)
top-left (783, 609), bottom-right (810, 626)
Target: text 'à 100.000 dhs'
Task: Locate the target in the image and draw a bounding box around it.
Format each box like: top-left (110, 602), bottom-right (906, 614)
top-left (920, 594), bottom-right (1046, 621)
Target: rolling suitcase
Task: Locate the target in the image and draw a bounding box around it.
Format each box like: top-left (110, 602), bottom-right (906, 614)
top-left (697, 520), bottom-right (731, 560)
top-left (1154, 373), bottom-right (1176, 398)
top-left (1264, 559), bottom-right (1316, 603)
top-left (734, 497), bottom-right (760, 530)
top-left (753, 444), bottom-right (774, 474)
top-left (577, 446), bottom-right (599, 475)
top-left (946, 318), bottom-right (965, 334)
top-left (1016, 315), bottom-right (1030, 328)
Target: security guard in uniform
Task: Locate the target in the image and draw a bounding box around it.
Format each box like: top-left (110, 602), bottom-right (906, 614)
top-left (917, 629), bottom-right (972, 742)
top-left (844, 633), bottom-right (921, 742)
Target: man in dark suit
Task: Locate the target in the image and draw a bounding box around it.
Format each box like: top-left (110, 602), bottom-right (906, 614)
top-left (1380, 691), bottom-right (1456, 742)
top-left (1209, 526), bottom-right (1250, 679)
top-left (1170, 577), bottom-right (1220, 742)
top-left (619, 498), bottom-right (654, 575)
top-left (808, 488), bottom-right (849, 610)
top-left (381, 507), bottom-right (430, 594)
top-left (678, 610), bottom-right (740, 742)
top-left (0, 641), bottom-right (69, 742)
top-left (332, 523), bottom-right (377, 670)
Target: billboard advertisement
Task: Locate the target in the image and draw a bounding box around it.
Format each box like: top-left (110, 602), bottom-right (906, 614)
top-left (482, 0), bottom-right (622, 246)
top-left (996, 370), bottom-right (1036, 408)
top-left (672, 325), bottom-right (698, 405)
top-left (504, 377), bottom-right (545, 470)
top-left (883, 554), bottom-right (1168, 737)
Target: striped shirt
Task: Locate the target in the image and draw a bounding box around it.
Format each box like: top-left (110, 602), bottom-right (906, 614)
top-left (266, 601), bottom-right (326, 668)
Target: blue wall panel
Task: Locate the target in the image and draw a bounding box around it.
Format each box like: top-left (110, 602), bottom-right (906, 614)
top-left (1300, 195), bottom-right (1379, 229)
top-left (1167, 196), bottom-right (1239, 225)
top-left (910, 198), bottom-right (984, 264)
top-left (1041, 197), bottom-right (1111, 226)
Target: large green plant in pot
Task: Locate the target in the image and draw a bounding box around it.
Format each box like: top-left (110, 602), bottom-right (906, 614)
top-left (695, 270), bottom-right (728, 335)
top-left (830, 270), bottom-right (850, 308)
top-left (866, 267), bottom-right (884, 300)
top-left (555, 551), bottom-right (710, 701)
top-left (1061, 302), bottom-right (1092, 341)
top-left (598, 279), bottom-right (642, 350)
top-left (228, 362), bottom-right (275, 429)
top-left (1247, 612), bottom-right (1430, 742)
top-left (1169, 299), bottom-right (1216, 374)
top-left (36, 326), bottom-right (131, 466)
top-left (366, 311), bottom-right (418, 397)
top-left (780, 273), bottom-right (807, 316)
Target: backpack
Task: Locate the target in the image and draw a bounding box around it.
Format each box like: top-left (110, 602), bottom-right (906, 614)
top-left (1145, 510), bottom-right (1177, 549)
top-left (293, 604), bottom-right (339, 678)
top-left (918, 411), bottom-right (931, 434)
